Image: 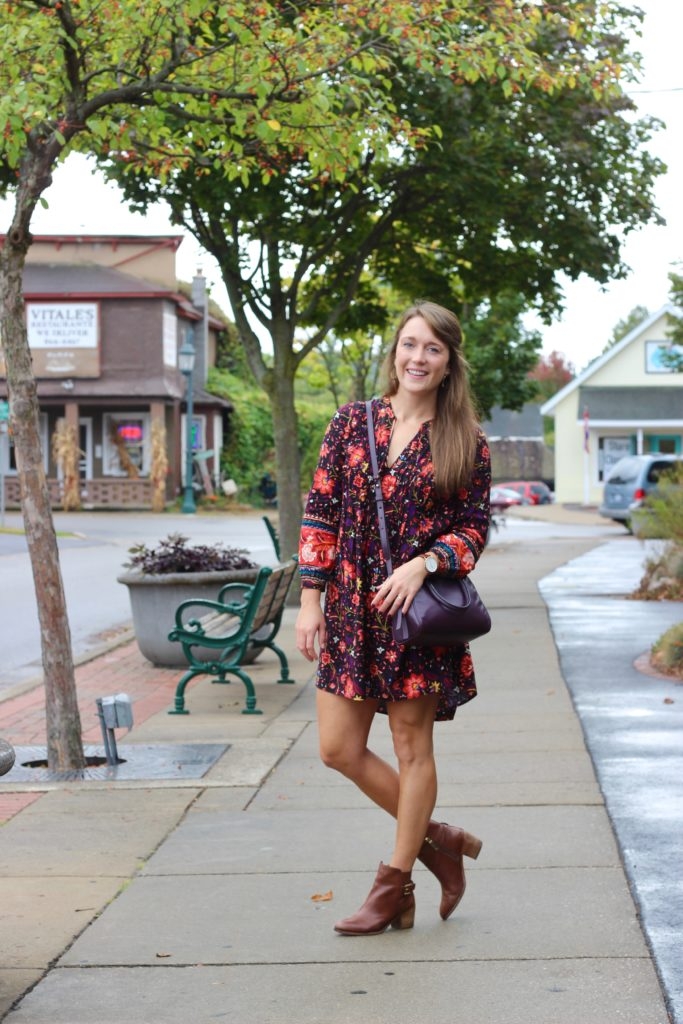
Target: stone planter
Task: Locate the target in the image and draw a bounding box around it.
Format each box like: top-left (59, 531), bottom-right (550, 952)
top-left (117, 567), bottom-right (260, 667)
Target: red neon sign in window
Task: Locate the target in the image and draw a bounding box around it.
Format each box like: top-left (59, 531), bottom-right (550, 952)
top-left (117, 423), bottom-right (143, 443)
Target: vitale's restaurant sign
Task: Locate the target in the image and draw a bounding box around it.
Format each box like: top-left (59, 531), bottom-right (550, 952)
top-left (0, 302), bottom-right (100, 378)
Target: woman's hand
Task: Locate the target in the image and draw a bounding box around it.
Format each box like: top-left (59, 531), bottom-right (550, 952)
top-left (370, 556), bottom-right (427, 617)
top-left (296, 590), bottom-right (326, 662)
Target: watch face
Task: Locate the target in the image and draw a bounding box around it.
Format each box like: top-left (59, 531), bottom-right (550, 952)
top-left (425, 554), bottom-right (438, 573)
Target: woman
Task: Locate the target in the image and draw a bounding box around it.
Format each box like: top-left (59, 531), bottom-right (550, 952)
top-left (296, 300), bottom-right (490, 936)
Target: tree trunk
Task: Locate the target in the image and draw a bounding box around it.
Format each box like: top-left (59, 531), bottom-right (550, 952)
top-left (268, 332), bottom-right (303, 594)
top-left (0, 156), bottom-right (85, 771)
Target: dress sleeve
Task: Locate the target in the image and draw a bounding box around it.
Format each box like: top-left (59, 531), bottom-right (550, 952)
top-left (431, 431), bottom-right (491, 576)
top-left (298, 407), bottom-right (348, 590)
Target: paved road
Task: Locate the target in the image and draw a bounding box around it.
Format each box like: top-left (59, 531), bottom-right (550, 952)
top-left (0, 511), bottom-right (280, 692)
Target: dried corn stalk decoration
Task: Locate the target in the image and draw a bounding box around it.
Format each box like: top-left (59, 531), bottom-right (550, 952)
top-left (150, 419), bottom-right (169, 512)
top-left (51, 419), bottom-right (83, 512)
top-left (109, 422), bottom-right (140, 479)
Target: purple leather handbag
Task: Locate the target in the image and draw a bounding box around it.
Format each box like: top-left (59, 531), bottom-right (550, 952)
top-left (366, 401), bottom-right (491, 647)
top-left (391, 573), bottom-right (491, 646)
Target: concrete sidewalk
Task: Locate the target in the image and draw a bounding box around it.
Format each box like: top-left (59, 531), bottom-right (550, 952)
top-left (0, 522), bottom-right (675, 1023)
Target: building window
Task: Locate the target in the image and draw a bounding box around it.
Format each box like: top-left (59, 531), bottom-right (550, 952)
top-left (1, 413), bottom-right (48, 475)
top-left (181, 414), bottom-right (206, 453)
top-left (103, 412), bottom-right (150, 476)
top-left (648, 435), bottom-right (681, 455)
top-left (180, 414), bottom-right (207, 485)
top-left (645, 340), bottom-right (683, 373)
top-left (598, 436), bottom-right (633, 481)
top-left (162, 306), bottom-right (178, 367)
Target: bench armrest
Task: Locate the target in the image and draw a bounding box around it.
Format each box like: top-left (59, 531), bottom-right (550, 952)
top-left (215, 580), bottom-right (256, 605)
top-left (171, 597), bottom-right (245, 630)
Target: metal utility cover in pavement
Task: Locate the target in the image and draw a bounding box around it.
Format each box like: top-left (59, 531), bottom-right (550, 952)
top-left (3, 743), bottom-right (229, 782)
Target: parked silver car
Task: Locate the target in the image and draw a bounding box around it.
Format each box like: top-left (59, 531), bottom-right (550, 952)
top-left (599, 453), bottom-right (682, 531)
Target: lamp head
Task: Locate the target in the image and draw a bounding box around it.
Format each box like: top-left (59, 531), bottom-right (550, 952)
top-left (178, 334), bottom-right (195, 376)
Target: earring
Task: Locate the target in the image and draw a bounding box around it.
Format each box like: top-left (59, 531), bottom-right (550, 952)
top-left (440, 374), bottom-right (449, 388)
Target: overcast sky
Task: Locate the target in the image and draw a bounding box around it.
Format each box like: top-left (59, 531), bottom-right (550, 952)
top-left (524, 0), bottom-right (683, 371)
top-left (1, 0), bottom-right (680, 372)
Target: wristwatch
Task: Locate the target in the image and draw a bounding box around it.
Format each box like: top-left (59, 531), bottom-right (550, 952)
top-left (423, 552), bottom-right (439, 574)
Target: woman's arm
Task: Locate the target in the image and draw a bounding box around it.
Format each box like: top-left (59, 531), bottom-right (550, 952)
top-left (296, 406), bottom-right (351, 658)
top-left (298, 406), bottom-right (350, 590)
top-left (430, 431), bottom-right (491, 577)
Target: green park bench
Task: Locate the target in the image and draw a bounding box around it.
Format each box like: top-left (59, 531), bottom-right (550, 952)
top-left (168, 558), bottom-right (298, 716)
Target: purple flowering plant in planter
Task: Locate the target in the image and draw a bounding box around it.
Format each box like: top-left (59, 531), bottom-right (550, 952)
top-left (123, 533), bottom-right (258, 575)
top-left (118, 533), bottom-right (260, 666)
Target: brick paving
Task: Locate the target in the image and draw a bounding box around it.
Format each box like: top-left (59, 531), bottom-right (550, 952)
top-left (0, 641), bottom-right (188, 745)
top-left (0, 791), bottom-right (44, 824)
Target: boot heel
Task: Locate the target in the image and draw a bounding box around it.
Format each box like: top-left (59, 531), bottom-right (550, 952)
top-left (462, 831), bottom-right (483, 860)
top-left (390, 906), bottom-right (415, 930)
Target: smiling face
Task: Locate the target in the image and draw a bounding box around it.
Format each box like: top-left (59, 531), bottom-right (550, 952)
top-left (393, 315), bottom-right (451, 396)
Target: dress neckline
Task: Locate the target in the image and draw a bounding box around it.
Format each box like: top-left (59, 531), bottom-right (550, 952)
top-left (384, 409), bottom-right (429, 470)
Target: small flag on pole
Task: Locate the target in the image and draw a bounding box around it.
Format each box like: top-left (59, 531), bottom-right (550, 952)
top-left (583, 407), bottom-right (590, 453)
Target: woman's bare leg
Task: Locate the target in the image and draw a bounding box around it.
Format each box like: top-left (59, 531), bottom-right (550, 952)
top-left (316, 689), bottom-right (400, 815)
top-left (317, 689), bottom-right (440, 871)
top-left (386, 694), bottom-right (440, 872)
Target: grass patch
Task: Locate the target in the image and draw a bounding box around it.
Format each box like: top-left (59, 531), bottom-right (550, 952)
top-left (0, 526), bottom-right (77, 538)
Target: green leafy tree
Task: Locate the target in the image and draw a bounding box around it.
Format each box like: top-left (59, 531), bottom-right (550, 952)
top-left (664, 271), bottom-right (683, 372)
top-left (106, 3), bottom-right (663, 575)
top-left (608, 305), bottom-right (651, 349)
top-left (297, 327), bottom-right (386, 408)
top-left (297, 342), bottom-right (352, 410)
top-left (2, 0), bottom-right (513, 770)
top-left (461, 293), bottom-right (544, 418)
top-left (296, 282), bottom-right (404, 406)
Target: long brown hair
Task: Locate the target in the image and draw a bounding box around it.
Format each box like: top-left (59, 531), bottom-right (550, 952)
top-left (382, 300), bottom-right (480, 495)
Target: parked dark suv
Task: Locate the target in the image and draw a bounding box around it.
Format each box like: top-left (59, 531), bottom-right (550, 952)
top-left (599, 454), bottom-right (682, 531)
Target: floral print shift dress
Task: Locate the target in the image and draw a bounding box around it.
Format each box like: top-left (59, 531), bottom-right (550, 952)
top-left (299, 396), bottom-right (491, 721)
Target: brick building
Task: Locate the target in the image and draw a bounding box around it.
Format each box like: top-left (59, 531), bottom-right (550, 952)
top-left (0, 234), bottom-right (230, 508)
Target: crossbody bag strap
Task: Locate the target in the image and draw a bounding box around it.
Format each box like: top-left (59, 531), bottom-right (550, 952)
top-left (365, 399), bottom-right (394, 576)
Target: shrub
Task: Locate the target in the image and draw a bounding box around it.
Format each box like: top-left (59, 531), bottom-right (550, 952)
top-left (651, 622), bottom-right (683, 681)
top-left (632, 463), bottom-right (683, 542)
top-left (631, 542), bottom-right (683, 601)
top-left (208, 367), bottom-right (334, 501)
top-left (124, 534), bottom-right (257, 574)
top-left (209, 369), bottom-right (275, 500)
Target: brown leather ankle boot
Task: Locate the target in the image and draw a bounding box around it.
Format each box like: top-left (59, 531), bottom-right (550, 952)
top-left (417, 821), bottom-right (482, 920)
top-left (334, 862), bottom-right (416, 936)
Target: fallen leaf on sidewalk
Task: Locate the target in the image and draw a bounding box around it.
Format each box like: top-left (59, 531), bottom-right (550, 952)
top-left (310, 890), bottom-right (333, 902)
top-left (155, 952), bottom-right (173, 958)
